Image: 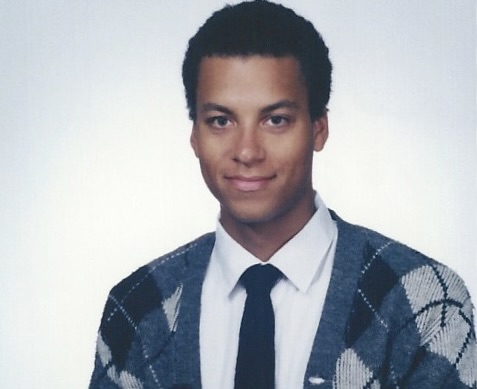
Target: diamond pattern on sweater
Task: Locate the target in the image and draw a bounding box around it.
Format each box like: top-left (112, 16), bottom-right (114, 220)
top-left (96, 332), bottom-right (145, 389)
top-left (162, 284), bottom-right (183, 332)
top-left (334, 349), bottom-right (380, 389)
top-left (101, 265), bottom-right (163, 370)
top-left (400, 263), bottom-right (476, 387)
top-left (457, 334), bottom-right (477, 387)
top-left (401, 265), bottom-right (447, 336)
top-left (345, 242), bottom-right (398, 346)
top-left (401, 264), bottom-right (470, 337)
top-left (427, 305), bottom-right (470, 362)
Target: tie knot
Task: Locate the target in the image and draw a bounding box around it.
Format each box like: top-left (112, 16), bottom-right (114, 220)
top-left (240, 264), bottom-right (282, 296)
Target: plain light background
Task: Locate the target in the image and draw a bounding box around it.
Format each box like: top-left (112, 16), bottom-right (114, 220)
top-left (1, 1), bottom-right (475, 387)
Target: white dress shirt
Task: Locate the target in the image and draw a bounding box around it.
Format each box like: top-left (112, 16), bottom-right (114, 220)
top-left (200, 193), bottom-right (338, 389)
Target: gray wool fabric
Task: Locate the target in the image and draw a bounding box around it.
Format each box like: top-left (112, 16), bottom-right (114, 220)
top-left (90, 212), bottom-right (476, 388)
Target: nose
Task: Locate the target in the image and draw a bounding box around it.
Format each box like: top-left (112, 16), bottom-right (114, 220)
top-left (233, 126), bottom-right (265, 166)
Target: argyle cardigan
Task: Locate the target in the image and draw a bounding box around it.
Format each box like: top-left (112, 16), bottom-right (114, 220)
top-left (90, 212), bottom-right (476, 388)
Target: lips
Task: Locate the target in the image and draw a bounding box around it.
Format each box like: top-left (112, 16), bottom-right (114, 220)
top-left (225, 175), bottom-right (276, 192)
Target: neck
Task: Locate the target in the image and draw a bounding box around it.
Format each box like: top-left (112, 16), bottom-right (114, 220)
top-left (220, 192), bottom-right (316, 261)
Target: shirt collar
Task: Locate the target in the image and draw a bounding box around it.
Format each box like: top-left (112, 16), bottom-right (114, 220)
top-left (213, 192), bottom-right (337, 295)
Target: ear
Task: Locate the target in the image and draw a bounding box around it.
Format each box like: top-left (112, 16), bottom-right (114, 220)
top-left (190, 124), bottom-right (199, 157)
top-left (312, 112), bottom-right (329, 152)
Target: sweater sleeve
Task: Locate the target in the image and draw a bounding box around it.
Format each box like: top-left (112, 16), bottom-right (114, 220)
top-left (89, 293), bottom-right (149, 389)
top-left (333, 242), bottom-right (476, 389)
top-left (399, 264), bottom-right (476, 388)
top-left (89, 264), bottom-right (165, 389)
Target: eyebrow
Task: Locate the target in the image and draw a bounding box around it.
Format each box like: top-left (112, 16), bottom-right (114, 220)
top-left (200, 100), bottom-right (299, 115)
top-left (201, 103), bottom-right (233, 115)
top-left (261, 100), bottom-right (299, 114)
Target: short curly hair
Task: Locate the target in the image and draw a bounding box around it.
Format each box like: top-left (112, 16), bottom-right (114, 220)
top-left (182, 0), bottom-right (332, 121)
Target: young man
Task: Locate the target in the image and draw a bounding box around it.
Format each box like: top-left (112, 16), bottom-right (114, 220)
top-left (90, 2), bottom-right (476, 388)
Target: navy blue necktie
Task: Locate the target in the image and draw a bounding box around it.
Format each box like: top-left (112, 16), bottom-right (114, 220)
top-left (234, 264), bottom-right (282, 389)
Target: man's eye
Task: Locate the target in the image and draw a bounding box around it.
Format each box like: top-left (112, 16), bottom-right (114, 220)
top-left (206, 116), bottom-right (231, 128)
top-left (266, 116), bottom-right (288, 126)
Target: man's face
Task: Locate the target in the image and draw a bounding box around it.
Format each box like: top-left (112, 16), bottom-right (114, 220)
top-left (191, 56), bottom-right (328, 231)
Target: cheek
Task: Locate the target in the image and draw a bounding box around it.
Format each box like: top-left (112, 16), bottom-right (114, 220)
top-left (199, 134), bottom-right (230, 159)
top-left (274, 136), bottom-right (314, 170)
top-left (197, 147), bottom-right (223, 184)
top-left (198, 157), bottom-right (216, 179)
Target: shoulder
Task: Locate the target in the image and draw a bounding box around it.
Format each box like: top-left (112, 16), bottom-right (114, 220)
top-left (329, 212), bottom-right (476, 388)
top-left (91, 233), bottom-right (215, 386)
top-left (337, 213), bottom-right (472, 310)
top-left (332, 210), bottom-right (461, 280)
top-left (335, 211), bottom-right (474, 347)
top-left (99, 232), bottom-right (215, 350)
top-left (108, 232), bottom-right (216, 307)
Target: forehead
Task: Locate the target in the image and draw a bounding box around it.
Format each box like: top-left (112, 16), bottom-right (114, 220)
top-left (196, 56), bottom-right (307, 106)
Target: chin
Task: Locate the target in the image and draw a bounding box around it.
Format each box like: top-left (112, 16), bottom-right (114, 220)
top-left (222, 204), bottom-right (279, 225)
